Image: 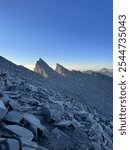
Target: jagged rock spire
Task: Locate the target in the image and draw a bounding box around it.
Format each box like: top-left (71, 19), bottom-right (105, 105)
top-left (55, 63), bottom-right (71, 77)
top-left (34, 58), bottom-right (57, 78)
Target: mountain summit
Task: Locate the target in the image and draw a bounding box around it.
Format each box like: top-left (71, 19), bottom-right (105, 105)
top-left (34, 58), bottom-right (59, 78)
top-left (55, 63), bottom-right (71, 77)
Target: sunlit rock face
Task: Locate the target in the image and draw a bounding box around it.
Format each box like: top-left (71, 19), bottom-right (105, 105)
top-left (34, 58), bottom-right (62, 79)
top-left (55, 63), bottom-right (71, 77)
top-left (34, 58), bottom-right (51, 78)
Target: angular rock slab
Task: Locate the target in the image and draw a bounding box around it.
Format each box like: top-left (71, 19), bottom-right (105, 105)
top-left (0, 94), bottom-right (10, 106)
top-left (24, 113), bottom-right (47, 131)
top-left (39, 101), bottom-right (64, 121)
top-left (9, 99), bottom-right (21, 111)
top-left (6, 138), bottom-right (20, 150)
top-left (5, 125), bottom-right (34, 140)
top-left (0, 100), bottom-right (8, 119)
top-left (4, 111), bottom-right (23, 123)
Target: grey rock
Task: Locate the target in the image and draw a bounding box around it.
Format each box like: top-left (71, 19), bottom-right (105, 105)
top-left (0, 94), bottom-right (11, 106)
top-left (4, 111), bottom-right (23, 123)
top-left (24, 113), bottom-right (47, 131)
top-left (53, 120), bottom-right (72, 127)
top-left (0, 100), bottom-right (8, 119)
top-left (20, 137), bottom-right (37, 148)
top-left (91, 123), bottom-right (104, 133)
top-left (6, 138), bottom-right (20, 150)
top-left (9, 99), bottom-right (21, 111)
top-left (5, 125), bottom-right (34, 140)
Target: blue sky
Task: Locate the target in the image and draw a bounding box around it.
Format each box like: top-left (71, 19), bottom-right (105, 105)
top-left (0, 0), bottom-right (112, 70)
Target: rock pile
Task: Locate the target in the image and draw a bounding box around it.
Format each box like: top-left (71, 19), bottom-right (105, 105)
top-left (0, 69), bottom-right (113, 150)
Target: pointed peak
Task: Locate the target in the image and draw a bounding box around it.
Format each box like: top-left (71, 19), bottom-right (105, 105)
top-left (34, 58), bottom-right (59, 78)
top-left (56, 63), bottom-right (66, 69)
top-left (55, 63), bottom-right (70, 77)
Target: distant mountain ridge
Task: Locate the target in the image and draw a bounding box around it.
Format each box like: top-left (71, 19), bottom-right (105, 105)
top-left (84, 68), bottom-right (113, 77)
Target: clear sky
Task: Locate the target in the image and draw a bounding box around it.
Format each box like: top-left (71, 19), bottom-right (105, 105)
top-left (0, 0), bottom-right (112, 71)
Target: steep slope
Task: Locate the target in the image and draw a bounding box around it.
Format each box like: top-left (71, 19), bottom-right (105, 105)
top-left (34, 58), bottom-right (113, 117)
top-left (0, 55), bottom-right (113, 150)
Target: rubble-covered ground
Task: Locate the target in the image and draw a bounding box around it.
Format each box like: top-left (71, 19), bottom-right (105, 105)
top-left (0, 56), bottom-right (113, 150)
top-left (0, 71), bottom-right (112, 150)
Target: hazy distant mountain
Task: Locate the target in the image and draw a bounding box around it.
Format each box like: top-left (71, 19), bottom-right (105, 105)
top-left (98, 68), bottom-right (113, 77)
top-left (84, 68), bottom-right (113, 77)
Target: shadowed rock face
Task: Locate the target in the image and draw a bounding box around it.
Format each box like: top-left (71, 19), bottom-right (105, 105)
top-left (0, 55), bottom-right (113, 150)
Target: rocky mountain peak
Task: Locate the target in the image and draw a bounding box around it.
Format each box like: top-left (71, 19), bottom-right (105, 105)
top-left (34, 58), bottom-right (57, 78)
top-left (55, 63), bottom-right (71, 77)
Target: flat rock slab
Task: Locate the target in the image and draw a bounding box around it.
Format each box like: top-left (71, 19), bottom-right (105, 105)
top-left (24, 113), bottom-right (47, 131)
top-left (5, 125), bottom-right (34, 140)
top-left (0, 100), bottom-right (8, 119)
top-left (4, 111), bottom-right (23, 123)
top-left (6, 138), bottom-right (20, 150)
